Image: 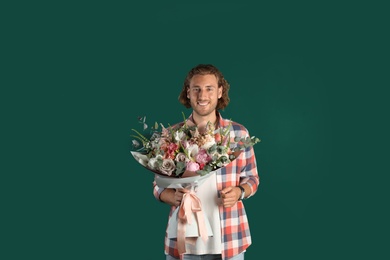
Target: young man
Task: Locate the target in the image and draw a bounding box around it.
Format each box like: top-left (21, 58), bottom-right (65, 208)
top-left (153, 64), bottom-right (260, 260)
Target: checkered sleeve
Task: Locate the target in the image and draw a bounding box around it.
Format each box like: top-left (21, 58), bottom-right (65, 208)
top-left (152, 178), bottom-right (165, 202)
top-left (219, 121), bottom-right (260, 259)
top-left (239, 145), bottom-right (259, 198)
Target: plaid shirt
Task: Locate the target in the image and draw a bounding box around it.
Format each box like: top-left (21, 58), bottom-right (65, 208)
top-left (153, 113), bottom-right (260, 260)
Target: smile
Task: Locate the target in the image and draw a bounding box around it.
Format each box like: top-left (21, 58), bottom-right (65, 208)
top-left (197, 101), bottom-right (209, 106)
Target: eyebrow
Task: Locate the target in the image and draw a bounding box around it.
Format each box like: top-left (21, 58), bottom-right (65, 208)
top-left (190, 85), bottom-right (215, 88)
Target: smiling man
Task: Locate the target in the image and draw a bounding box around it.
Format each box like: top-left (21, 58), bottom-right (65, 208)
top-left (153, 64), bottom-right (260, 260)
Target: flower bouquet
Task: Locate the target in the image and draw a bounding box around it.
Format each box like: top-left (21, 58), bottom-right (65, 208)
top-left (130, 113), bottom-right (260, 178)
top-left (130, 113), bottom-right (260, 254)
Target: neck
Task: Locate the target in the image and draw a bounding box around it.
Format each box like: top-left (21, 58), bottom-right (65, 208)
top-left (190, 111), bottom-right (219, 132)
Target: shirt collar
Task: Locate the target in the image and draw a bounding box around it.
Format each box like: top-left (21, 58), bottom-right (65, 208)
top-left (187, 111), bottom-right (228, 129)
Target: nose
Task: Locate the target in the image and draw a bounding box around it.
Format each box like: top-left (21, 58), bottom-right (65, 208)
top-left (197, 88), bottom-right (207, 99)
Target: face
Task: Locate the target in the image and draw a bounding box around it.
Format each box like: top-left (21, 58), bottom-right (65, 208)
top-left (187, 74), bottom-right (223, 117)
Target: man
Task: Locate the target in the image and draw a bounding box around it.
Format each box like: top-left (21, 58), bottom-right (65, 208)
top-left (153, 64), bottom-right (259, 260)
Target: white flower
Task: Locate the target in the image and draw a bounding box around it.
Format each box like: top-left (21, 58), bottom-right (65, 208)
top-left (186, 144), bottom-right (199, 160)
top-left (147, 158), bottom-right (157, 169)
top-left (147, 154), bottom-right (163, 170)
top-left (201, 138), bottom-right (216, 150)
top-left (174, 131), bottom-right (186, 142)
top-left (132, 140), bottom-right (140, 148)
top-left (175, 152), bottom-right (187, 162)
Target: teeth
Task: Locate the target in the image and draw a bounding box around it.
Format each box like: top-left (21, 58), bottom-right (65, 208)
top-left (198, 101), bottom-right (208, 106)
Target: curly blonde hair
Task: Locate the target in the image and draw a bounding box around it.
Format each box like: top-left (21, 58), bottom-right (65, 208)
top-left (178, 64), bottom-right (230, 110)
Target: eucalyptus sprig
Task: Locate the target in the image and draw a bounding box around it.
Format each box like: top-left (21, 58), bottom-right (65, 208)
top-left (234, 136), bottom-right (261, 151)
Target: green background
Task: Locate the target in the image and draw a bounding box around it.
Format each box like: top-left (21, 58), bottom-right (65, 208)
top-left (2, 1), bottom-right (389, 259)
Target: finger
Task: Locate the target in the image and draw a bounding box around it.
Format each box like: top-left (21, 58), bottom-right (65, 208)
top-left (175, 190), bottom-right (185, 196)
top-left (221, 187), bottom-right (233, 195)
top-left (223, 202), bottom-right (232, 208)
top-left (177, 189), bottom-right (189, 195)
top-left (222, 193), bottom-right (234, 200)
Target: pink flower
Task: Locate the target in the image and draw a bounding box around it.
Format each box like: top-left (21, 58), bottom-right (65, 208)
top-left (186, 161), bottom-right (200, 172)
top-left (167, 143), bottom-right (179, 153)
top-left (166, 143), bottom-right (179, 159)
top-left (195, 149), bottom-right (211, 164)
top-left (214, 133), bottom-right (221, 143)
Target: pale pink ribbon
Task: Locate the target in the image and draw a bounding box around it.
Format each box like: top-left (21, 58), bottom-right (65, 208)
top-left (177, 190), bottom-right (208, 255)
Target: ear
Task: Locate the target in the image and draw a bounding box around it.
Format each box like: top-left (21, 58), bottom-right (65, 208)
top-left (218, 86), bottom-right (223, 99)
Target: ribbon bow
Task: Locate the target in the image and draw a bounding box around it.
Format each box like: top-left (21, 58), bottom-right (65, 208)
top-left (177, 190), bottom-right (208, 255)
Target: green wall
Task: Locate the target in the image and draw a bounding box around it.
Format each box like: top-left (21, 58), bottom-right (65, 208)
top-left (3, 1), bottom-right (388, 259)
